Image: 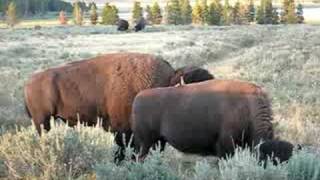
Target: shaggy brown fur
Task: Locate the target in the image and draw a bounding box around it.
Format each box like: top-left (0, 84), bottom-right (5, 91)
top-left (24, 52), bottom-right (214, 162)
top-left (24, 53), bottom-right (174, 134)
top-left (131, 79), bottom-right (274, 159)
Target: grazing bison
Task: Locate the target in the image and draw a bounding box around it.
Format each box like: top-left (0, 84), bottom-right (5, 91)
top-left (170, 66), bottom-right (214, 85)
top-left (258, 140), bottom-right (298, 166)
top-left (24, 52), bottom-right (213, 162)
top-left (117, 19), bottom-right (129, 31)
top-left (134, 17), bottom-right (146, 32)
top-left (131, 79), bottom-right (274, 160)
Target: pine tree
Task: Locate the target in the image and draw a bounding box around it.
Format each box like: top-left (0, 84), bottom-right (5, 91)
top-left (151, 1), bottom-right (162, 24)
top-left (286, 0), bottom-right (297, 23)
top-left (246, 0), bottom-right (255, 22)
top-left (221, 0), bottom-right (231, 25)
top-left (280, 0), bottom-right (289, 23)
top-left (256, 0), bottom-right (265, 24)
top-left (146, 5), bottom-right (153, 24)
top-left (165, 0), bottom-right (182, 24)
top-left (281, 0), bottom-right (297, 24)
top-left (73, 1), bottom-right (83, 25)
top-left (132, 1), bottom-right (143, 23)
top-left (192, 0), bottom-right (203, 24)
top-left (180, 0), bottom-right (192, 24)
top-left (200, 0), bottom-right (209, 24)
top-left (6, 1), bottom-right (18, 27)
top-left (59, 10), bottom-right (67, 25)
top-left (272, 7), bottom-right (279, 24)
top-left (207, 0), bottom-right (223, 25)
top-left (264, 0), bottom-right (273, 24)
top-left (231, 1), bottom-right (241, 24)
top-left (296, 3), bottom-right (304, 23)
top-left (102, 3), bottom-right (119, 25)
top-left (90, 2), bottom-right (98, 25)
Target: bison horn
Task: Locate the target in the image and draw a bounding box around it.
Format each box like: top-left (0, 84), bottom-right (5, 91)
top-left (174, 76), bottom-right (185, 87)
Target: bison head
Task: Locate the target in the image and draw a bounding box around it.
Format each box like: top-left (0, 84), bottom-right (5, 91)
top-left (170, 66), bottom-right (214, 86)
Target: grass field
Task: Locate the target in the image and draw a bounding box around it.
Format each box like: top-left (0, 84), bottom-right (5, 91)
top-left (0, 25), bottom-right (319, 179)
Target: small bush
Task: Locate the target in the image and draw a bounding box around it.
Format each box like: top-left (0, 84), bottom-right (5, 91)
top-left (96, 148), bottom-right (179, 180)
top-left (192, 160), bottom-right (218, 180)
top-left (287, 149), bottom-right (320, 180)
top-left (218, 147), bottom-right (287, 180)
top-left (0, 120), bottom-right (115, 179)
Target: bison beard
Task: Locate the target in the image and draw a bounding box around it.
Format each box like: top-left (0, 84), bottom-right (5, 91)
top-left (131, 79), bottom-right (274, 160)
top-left (24, 52), bottom-right (214, 163)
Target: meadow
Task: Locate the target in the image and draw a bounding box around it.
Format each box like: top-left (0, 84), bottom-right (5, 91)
top-left (0, 24), bottom-right (319, 179)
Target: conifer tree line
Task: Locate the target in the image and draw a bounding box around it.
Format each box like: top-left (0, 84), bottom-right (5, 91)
top-left (3, 0), bottom-right (305, 27)
top-left (163, 0), bottom-right (304, 25)
top-left (138, 0), bottom-right (304, 25)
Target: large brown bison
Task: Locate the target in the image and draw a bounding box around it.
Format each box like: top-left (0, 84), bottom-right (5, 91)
top-left (24, 52), bottom-right (213, 161)
top-left (131, 79), bottom-right (274, 160)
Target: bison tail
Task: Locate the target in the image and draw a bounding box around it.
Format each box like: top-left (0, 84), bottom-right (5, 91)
top-left (24, 101), bottom-right (31, 118)
top-left (251, 94), bottom-right (274, 145)
top-left (23, 85), bottom-right (32, 118)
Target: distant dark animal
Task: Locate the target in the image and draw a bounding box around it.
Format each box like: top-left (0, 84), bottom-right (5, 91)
top-left (117, 19), bottom-right (129, 31)
top-left (134, 17), bottom-right (146, 32)
top-left (24, 52), bottom-right (213, 162)
top-left (170, 66), bottom-right (214, 85)
top-left (34, 25), bottom-right (41, 30)
top-left (132, 79), bottom-right (274, 160)
top-left (258, 140), bottom-right (299, 166)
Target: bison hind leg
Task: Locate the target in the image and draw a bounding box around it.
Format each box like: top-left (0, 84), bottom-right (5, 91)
top-left (216, 135), bottom-right (237, 159)
top-left (133, 133), bottom-right (158, 162)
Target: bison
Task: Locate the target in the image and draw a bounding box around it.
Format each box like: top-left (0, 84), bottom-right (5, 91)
top-left (24, 52), bottom-right (214, 162)
top-left (134, 17), bottom-right (146, 32)
top-left (117, 19), bottom-right (129, 31)
top-left (131, 79), bottom-right (274, 160)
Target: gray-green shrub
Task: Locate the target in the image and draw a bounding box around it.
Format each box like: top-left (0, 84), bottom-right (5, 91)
top-left (218, 148), bottom-right (287, 180)
top-left (96, 148), bottom-right (179, 180)
top-left (0, 120), bottom-right (114, 179)
top-left (287, 149), bottom-right (320, 180)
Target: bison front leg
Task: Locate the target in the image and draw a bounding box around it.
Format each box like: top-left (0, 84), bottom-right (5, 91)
top-left (114, 131), bottom-right (134, 163)
top-left (133, 133), bottom-right (155, 162)
top-left (32, 113), bottom-right (51, 135)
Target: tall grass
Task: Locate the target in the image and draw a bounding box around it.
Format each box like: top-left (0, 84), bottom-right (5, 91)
top-left (0, 122), bottom-right (319, 179)
top-left (0, 120), bottom-right (115, 179)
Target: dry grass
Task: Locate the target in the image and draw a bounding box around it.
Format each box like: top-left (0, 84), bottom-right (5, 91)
top-left (0, 24), bottom-right (319, 179)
